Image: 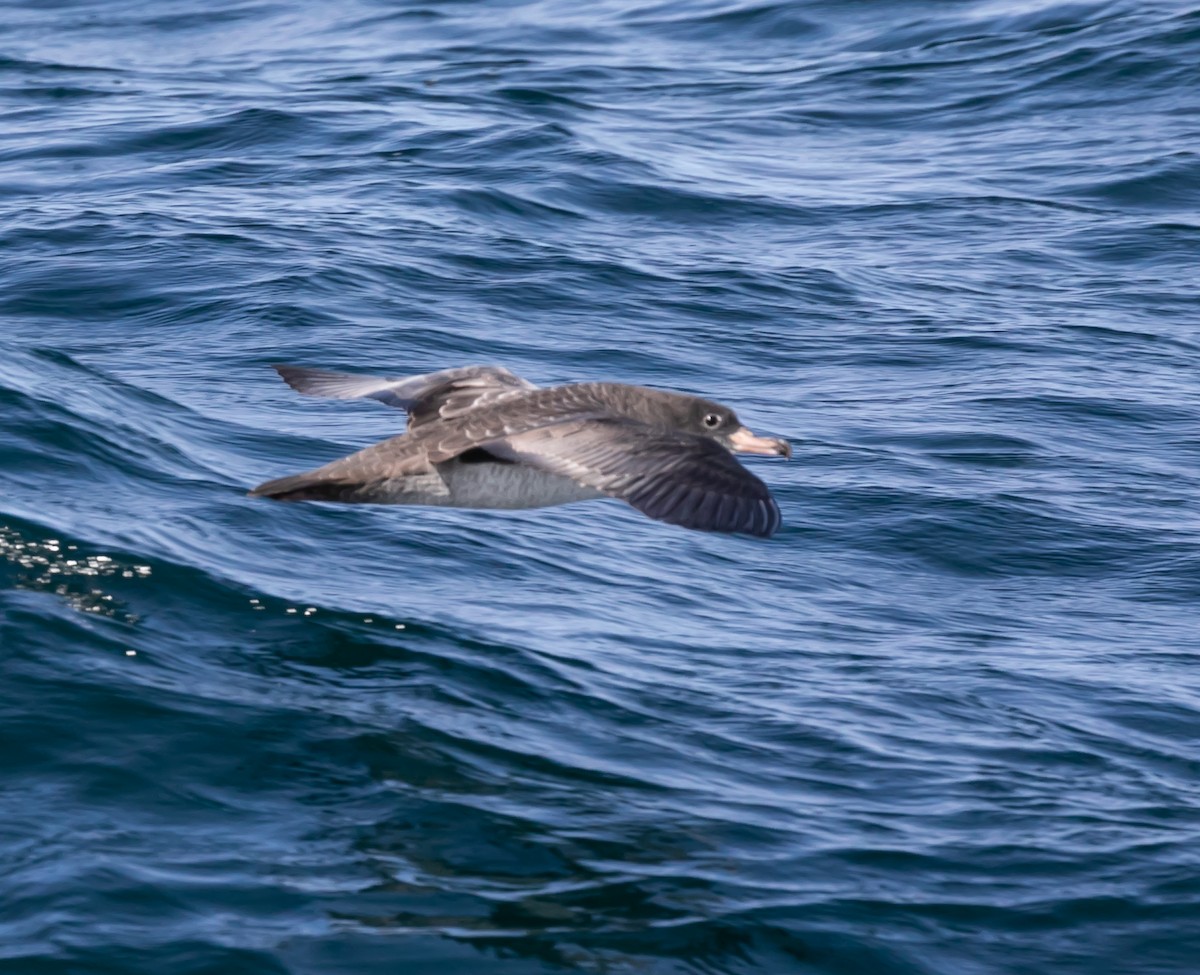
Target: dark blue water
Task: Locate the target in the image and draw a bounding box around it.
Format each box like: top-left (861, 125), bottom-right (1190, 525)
top-left (3, 2), bottom-right (1200, 973)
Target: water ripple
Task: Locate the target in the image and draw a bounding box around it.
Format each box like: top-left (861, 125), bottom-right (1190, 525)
top-left (2, 1), bottom-right (1199, 973)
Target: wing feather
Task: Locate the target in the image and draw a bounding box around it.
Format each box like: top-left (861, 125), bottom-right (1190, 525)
top-left (273, 364), bottom-right (537, 421)
top-left (483, 419), bottom-right (782, 537)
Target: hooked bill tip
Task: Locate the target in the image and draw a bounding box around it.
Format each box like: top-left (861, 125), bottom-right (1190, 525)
top-left (730, 426), bottom-right (791, 458)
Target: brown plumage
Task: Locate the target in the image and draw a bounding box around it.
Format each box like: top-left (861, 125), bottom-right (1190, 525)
top-left (250, 364), bottom-right (790, 537)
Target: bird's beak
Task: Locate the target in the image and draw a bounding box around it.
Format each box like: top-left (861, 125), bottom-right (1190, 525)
top-left (729, 426), bottom-right (791, 459)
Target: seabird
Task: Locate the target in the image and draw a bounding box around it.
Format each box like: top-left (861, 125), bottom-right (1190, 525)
top-left (250, 364), bottom-right (790, 537)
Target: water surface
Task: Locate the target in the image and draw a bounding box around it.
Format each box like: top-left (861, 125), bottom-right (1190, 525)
top-left (2, 2), bottom-right (1199, 973)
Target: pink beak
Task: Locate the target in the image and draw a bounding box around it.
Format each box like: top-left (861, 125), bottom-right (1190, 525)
top-left (729, 426), bottom-right (791, 459)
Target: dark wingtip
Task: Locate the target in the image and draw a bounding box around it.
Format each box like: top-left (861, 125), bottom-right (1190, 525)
top-left (272, 364), bottom-right (323, 395)
top-left (626, 478), bottom-right (783, 538)
top-left (249, 471), bottom-right (378, 503)
top-left (248, 477), bottom-right (299, 500)
top-left (758, 498), bottom-right (782, 538)
top-left (249, 471), bottom-right (330, 501)
top-left (268, 364), bottom-right (400, 402)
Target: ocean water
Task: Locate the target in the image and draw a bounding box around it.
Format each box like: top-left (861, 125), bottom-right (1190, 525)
top-left (2, 1), bottom-right (1199, 973)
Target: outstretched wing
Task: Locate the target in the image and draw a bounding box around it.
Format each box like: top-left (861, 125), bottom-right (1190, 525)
top-left (273, 364), bottom-right (538, 427)
top-left (248, 428), bottom-right (444, 503)
top-left (481, 418), bottom-right (782, 537)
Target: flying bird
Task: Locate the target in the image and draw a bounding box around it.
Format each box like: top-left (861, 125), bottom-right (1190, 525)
top-left (250, 364), bottom-right (790, 537)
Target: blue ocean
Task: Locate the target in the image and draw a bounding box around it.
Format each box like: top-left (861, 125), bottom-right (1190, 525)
top-left (2, 2), bottom-right (1199, 973)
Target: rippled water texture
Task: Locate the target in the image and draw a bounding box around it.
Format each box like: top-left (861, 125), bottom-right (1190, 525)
top-left (2, 1), bottom-right (1200, 973)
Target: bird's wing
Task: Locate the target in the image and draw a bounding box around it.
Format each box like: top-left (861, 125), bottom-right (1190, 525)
top-left (481, 418), bottom-right (782, 537)
top-left (273, 364), bottom-right (537, 423)
top-left (253, 380), bottom-right (601, 502)
top-left (248, 434), bottom-right (442, 502)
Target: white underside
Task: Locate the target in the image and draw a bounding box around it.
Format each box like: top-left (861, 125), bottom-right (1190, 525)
top-left (373, 459), bottom-right (605, 509)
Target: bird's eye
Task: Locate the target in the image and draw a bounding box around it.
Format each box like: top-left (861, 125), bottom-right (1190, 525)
top-left (702, 412), bottom-right (722, 429)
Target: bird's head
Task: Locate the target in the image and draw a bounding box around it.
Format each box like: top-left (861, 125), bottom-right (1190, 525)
top-left (605, 385), bottom-right (791, 459)
top-left (680, 396), bottom-right (791, 458)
